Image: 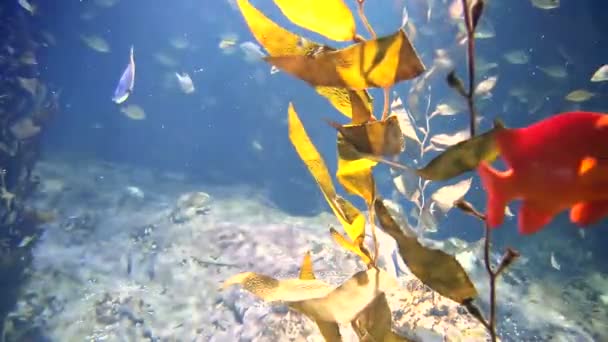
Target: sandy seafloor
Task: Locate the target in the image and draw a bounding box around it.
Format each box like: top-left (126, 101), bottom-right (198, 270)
top-left (3, 157), bottom-right (607, 341)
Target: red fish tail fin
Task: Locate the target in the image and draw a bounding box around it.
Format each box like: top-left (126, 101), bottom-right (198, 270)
top-left (519, 201), bottom-right (556, 234)
top-left (477, 162), bottom-right (513, 228)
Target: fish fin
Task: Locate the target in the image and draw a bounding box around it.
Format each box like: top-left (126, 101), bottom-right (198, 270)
top-left (477, 162), bottom-right (513, 228)
top-left (578, 156), bottom-right (597, 176)
top-left (112, 92), bottom-right (129, 104)
top-left (518, 201), bottom-right (556, 234)
top-left (596, 114), bottom-right (608, 129)
top-left (570, 200), bottom-right (608, 227)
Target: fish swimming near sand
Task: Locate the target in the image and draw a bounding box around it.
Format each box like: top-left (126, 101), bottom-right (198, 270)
top-left (478, 111), bottom-right (608, 234)
top-left (112, 45), bottom-right (135, 104)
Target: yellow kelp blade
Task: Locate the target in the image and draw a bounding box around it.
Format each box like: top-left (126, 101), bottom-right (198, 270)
top-left (272, 0), bottom-right (356, 41)
top-left (348, 90), bottom-right (374, 124)
top-left (237, 0), bottom-right (303, 56)
top-left (222, 272), bottom-right (333, 301)
top-left (223, 270), bottom-right (342, 341)
top-left (336, 134), bottom-right (377, 205)
top-left (417, 121), bottom-right (503, 181)
top-left (352, 293), bottom-right (414, 342)
top-left (288, 102), bottom-right (336, 199)
top-left (297, 252), bottom-right (341, 341)
top-left (333, 196), bottom-right (367, 244)
top-left (290, 268), bottom-right (399, 324)
top-left (315, 87), bottom-right (374, 122)
top-left (374, 198), bottom-right (478, 304)
top-left (331, 116), bottom-right (404, 206)
top-left (236, 0), bottom-right (371, 118)
top-left (299, 251), bottom-right (316, 280)
top-left (266, 29), bottom-right (425, 90)
top-left (223, 269), bottom-right (398, 331)
top-left (329, 227), bottom-right (372, 265)
top-left (329, 115), bottom-right (405, 157)
top-left (288, 103), bottom-right (365, 243)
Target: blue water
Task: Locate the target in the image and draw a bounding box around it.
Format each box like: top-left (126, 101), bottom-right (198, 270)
top-left (34, 0), bottom-right (606, 214)
top-left (3, 0), bottom-right (608, 340)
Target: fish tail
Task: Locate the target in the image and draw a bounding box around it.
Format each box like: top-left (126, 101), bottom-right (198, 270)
top-left (477, 161), bottom-right (513, 228)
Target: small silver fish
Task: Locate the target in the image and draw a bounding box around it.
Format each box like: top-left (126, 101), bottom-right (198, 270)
top-left (531, 0), bottom-right (560, 10)
top-left (175, 72), bottom-right (195, 94)
top-left (239, 41), bottom-right (265, 63)
top-left (112, 45), bottom-right (135, 104)
top-left (550, 252), bottom-right (561, 271)
top-left (401, 4), bottom-right (409, 28)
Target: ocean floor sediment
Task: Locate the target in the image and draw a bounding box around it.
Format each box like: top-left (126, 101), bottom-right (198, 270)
top-left (2, 158), bottom-right (606, 341)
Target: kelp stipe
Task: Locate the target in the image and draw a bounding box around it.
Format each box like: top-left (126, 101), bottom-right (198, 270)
top-left (445, 1), bottom-right (521, 340)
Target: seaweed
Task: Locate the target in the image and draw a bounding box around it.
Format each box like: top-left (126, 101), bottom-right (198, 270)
top-left (0, 4), bottom-right (59, 331)
top-left (223, 0), bottom-right (520, 340)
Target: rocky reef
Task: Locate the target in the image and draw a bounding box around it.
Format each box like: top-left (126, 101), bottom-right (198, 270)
top-left (1, 159), bottom-right (605, 341)
top-left (0, 3), bottom-right (60, 326)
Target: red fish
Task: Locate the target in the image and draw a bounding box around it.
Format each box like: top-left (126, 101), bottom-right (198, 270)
top-left (477, 111), bottom-right (608, 234)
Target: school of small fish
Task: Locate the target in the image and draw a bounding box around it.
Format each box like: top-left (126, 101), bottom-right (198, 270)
top-left (55, 0), bottom-right (602, 129)
top-left (18, 0), bottom-right (607, 237)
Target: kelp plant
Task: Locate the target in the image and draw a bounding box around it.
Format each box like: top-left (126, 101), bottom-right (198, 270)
top-left (222, 0), bottom-right (517, 341)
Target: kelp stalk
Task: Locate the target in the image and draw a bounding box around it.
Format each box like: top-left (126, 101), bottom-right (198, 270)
top-left (460, 0), bottom-right (481, 137)
top-left (451, 2), bottom-right (519, 339)
top-left (453, 198), bottom-right (519, 342)
top-left (418, 85), bottom-right (433, 158)
top-left (382, 88), bottom-right (390, 120)
top-left (482, 223), bottom-right (520, 341)
top-left (368, 205), bottom-right (379, 266)
top-left (356, 0), bottom-right (376, 40)
top-left (482, 222), bottom-right (497, 341)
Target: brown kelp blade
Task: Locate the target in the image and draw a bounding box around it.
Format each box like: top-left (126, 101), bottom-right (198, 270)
top-left (348, 89), bottom-right (374, 124)
top-left (353, 293), bottom-right (414, 341)
top-left (328, 115), bottom-right (405, 157)
top-left (272, 0), bottom-right (356, 41)
top-left (331, 115), bottom-right (405, 206)
top-left (470, 0), bottom-right (485, 32)
top-left (336, 134), bottom-right (377, 205)
top-left (374, 198), bottom-right (478, 303)
top-left (236, 0), bottom-right (372, 119)
top-left (265, 29), bottom-right (425, 90)
top-left (315, 320), bottom-right (342, 342)
top-left (315, 87), bottom-right (374, 121)
top-left (417, 121), bottom-right (504, 181)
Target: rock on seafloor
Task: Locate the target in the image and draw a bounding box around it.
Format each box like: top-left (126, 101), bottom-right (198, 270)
top-left (9, 158), bottom-right (600, 341)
